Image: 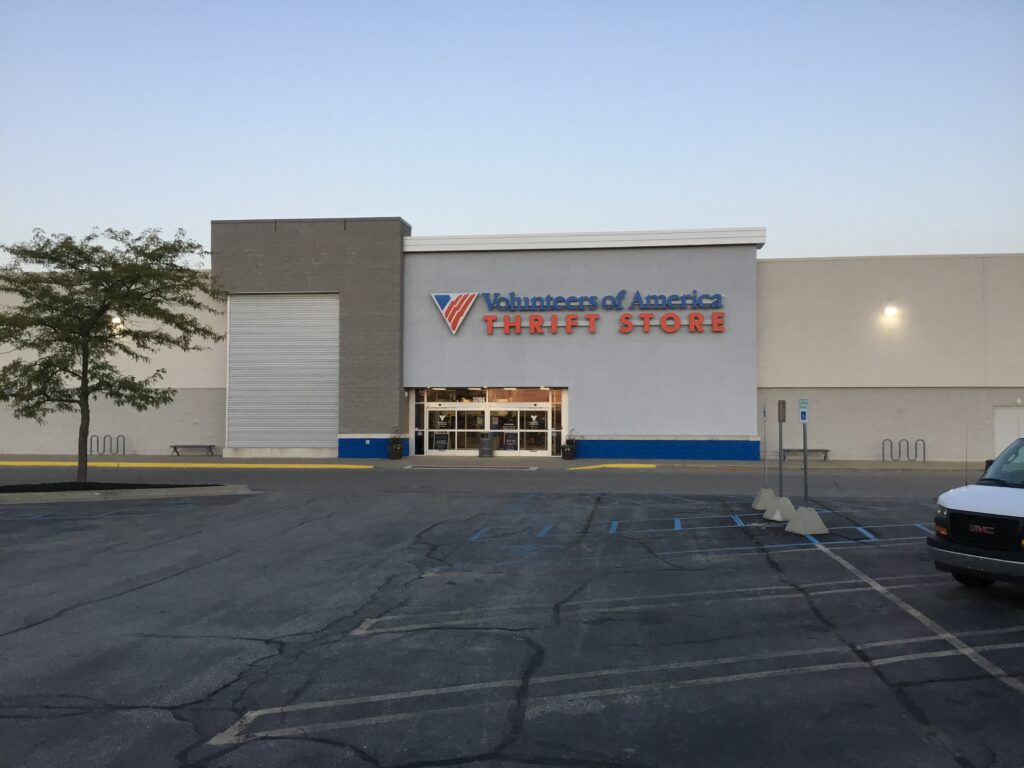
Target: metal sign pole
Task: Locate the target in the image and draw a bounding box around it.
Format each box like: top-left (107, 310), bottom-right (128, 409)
top-left (777, 400), bottom-right (786, 497)
top-left (803, 422), bottom-right (809, 506)
top-left (798, 398), bottom-right (810, 506)
top-left (762, 402), bottom-right (768, 488)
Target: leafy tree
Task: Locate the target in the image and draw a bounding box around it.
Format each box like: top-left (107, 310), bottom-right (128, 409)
top-left (0, 228), bottom-right (225, 482)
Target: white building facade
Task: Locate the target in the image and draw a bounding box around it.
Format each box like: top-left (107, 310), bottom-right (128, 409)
top-left (0, 219), bottom-right (1021, 462)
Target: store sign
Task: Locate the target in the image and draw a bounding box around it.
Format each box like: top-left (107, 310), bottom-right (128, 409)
top-left (431, 293), bottom-right (479, 335)
top-left (432, 290), bottom-right (727, 337)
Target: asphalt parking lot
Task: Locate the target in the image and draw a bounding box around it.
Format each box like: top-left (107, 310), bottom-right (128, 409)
top-left (1, 463), bottom-right (1022, 768)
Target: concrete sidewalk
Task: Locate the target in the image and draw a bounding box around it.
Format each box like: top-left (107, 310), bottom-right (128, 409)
top-left (0, 453), bottom-right (986, 473)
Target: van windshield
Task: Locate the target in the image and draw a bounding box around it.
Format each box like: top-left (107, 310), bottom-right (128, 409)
top-left (979, 438), bottom-right (1024, 487)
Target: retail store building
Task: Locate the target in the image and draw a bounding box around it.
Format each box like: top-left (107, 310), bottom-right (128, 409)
top-left (1, 217), bottom-right (1022, 462)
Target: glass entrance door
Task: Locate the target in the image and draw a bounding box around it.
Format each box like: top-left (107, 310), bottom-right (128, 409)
top-left (425, 403), bottom-right (550, 456)
top-left (519, 409), bottom-right (549, 454)
top-left (427, 407), bottom-right (455, 452)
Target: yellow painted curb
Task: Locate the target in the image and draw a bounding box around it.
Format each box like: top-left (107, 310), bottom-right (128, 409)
top-left (0, 461), bottom-right (373, 470)
top-left (567, 463), bottom-right (658, 471)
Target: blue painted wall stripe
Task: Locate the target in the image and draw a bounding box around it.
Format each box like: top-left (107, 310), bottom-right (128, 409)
top-left (338, 437), bottom-right (408, 459)
top-left (574, 439), bottom-right (760, 461)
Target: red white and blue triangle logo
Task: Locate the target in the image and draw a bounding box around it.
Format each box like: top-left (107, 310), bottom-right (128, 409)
top-left (431, 293), bottom-right (478, 335)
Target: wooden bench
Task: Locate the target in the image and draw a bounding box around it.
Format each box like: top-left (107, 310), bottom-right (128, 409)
top-left (782, 448), bottom-right (830, 462)
top-left (171, 444), bottom-right (216, 456)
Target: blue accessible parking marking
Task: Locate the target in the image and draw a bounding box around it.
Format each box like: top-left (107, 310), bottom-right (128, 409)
top-left (855, 526), bottom-right (877, 541)
top-left (469, 527), bottom-right (489, 542)
top-left (537, 523), bottom-right (554, 538)
top-left (608, 521), bottom-right (619, 534)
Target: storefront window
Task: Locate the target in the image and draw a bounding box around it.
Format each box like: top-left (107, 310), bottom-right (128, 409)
top-left (430, 431), bottom-right (454, 450)
top-left (428, 410), bottom-right (455, 431)
top-left (457, 411), bottom-right (486, 430)
top-left (499, 430), bottom-right (519, 451)
top-left (486, 387), bottom-right (551, 403)
top-left (457, 432), bottom-right (486, 450)
top-left (522, 432), bottom-right (546, 451)
top-left (490, 410), bottom-right (519, 430)
top-left (418, 388), bottom-right (566, 456)
top-left (427, 388), bottom-right (487, 403)
top-left (522, 410), bottom-right (547, 431)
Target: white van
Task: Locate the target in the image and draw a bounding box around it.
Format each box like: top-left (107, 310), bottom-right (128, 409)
top-left (926, 437), bottom-right (1024, 587)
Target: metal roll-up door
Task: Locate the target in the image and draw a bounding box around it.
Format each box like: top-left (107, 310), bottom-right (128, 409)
top-left (226, 294), bottom-right (339, 448)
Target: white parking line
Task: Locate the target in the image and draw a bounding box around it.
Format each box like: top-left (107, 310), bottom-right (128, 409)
top-left (351, 577), bottom-right (949, 636)
top-left (210, 638), bottom-right (1024, 744)
top-left (356, 573), bottom-right (944, 628)
top-left (450, 536), bottom-right (925, 571)
top-left (814, 543), bottom-right (1024, 696)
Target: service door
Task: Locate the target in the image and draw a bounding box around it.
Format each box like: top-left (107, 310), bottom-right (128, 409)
top-left (993, 406), bottom-right (1024, 457)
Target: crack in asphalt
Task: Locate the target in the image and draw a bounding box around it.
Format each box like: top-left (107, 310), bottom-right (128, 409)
top-left (572, 494), bottom-right (602, 548)
top-left (0, 549), bottom-right (242, 640)
top-left (738, 523), bottom-right (984, 768)
top-left (104, 527), bottom-right (207, 553)
top-left (4, 488), bottom-right (1007, 768)
top-left (551, 581), bottom-right (591, 626)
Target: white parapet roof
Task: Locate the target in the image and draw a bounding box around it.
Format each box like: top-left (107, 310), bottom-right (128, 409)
top-left (403, 227), bottom-right (766, 253)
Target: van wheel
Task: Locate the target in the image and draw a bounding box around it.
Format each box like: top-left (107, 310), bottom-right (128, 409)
top-left (952, 572), bottom-right (995, 588)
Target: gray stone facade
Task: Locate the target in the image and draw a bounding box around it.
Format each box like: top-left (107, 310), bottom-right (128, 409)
top-left (212, 218), bottom-right (410, 437)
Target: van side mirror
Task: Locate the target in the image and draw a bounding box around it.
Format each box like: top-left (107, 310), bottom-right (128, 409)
top-left (984, 459), bottom-right (995, 470)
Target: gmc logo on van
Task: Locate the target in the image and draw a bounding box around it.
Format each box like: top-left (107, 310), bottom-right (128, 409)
top-left (968, 524), bottom-right (996, 535)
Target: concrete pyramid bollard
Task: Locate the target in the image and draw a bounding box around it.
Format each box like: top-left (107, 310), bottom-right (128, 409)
top-left (763, 495), bottom-right (796, 522)
top-left (785, 507), bottom-right (830, 536)
top-left (752, 487), bottom-right (776, 511)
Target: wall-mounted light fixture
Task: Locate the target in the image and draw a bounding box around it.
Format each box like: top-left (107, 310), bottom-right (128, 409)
top-left (883, 305), bottom-right (899, 317)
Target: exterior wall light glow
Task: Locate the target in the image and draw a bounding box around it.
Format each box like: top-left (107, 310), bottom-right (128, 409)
top-left (883, 305), bottom-right (899, 317)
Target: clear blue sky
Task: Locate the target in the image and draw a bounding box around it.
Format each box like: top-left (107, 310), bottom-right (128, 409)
top-left (1, 0), bottom-right (1021, 259)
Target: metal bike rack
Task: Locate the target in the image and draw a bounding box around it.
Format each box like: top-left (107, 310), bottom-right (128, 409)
top-left (881, 437), bottom-right (926, 462)
top-left (89, 434), bottom-right (126, 455)
top-left (881, 438), bottom-right (894, 461)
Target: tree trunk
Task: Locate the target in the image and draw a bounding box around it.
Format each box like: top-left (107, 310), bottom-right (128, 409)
top-left (77, 346), bottom-right (90, 483)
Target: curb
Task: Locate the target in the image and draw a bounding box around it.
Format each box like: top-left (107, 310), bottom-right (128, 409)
top-left (0, 461), bottom-right (372, 470)
top-left (0, 484), bottom-right (253, 506)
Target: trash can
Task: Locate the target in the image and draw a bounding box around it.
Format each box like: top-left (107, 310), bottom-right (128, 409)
top-left (561, 440), bottom-right (576, 460)
top-left (388, 439), bottom-right (403, 460)
top-left (478, 432), bottom-right (495, 458)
